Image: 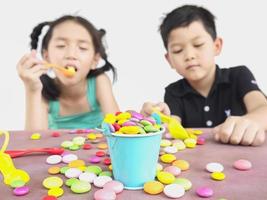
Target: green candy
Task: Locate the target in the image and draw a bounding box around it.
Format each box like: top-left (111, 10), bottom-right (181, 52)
top-left (99, 171), bottom-right (112, 177)
top-left (65, 178), bottom-right (79, 187)
top-left (85, 165), bottom-right (102, 175)
top-left (71, 180), bottom-right (91, 193)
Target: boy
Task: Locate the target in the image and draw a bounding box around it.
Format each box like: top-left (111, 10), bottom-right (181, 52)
top-left (142, 5), bottom-right (267, 146)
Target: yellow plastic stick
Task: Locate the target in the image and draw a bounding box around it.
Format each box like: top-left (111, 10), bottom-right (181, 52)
top-left (44, 63), bottom-right (76, 77)
top-left (152, 109), bottom-right (189, 140)
top-left (0, 131), bottom-right (30, 185)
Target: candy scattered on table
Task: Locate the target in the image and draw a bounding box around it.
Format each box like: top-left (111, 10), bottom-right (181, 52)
top-left (233, 159), bottom-right (252, 171)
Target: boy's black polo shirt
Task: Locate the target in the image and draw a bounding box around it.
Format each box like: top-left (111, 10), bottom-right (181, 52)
top-left (164, 65), bottom-right (262, 128)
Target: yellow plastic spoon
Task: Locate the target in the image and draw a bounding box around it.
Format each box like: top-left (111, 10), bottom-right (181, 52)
top-left (45, 63), bottom-right (76, 77)
top-left (152, 110), bottom-right (189, 140)
top-left (0, 131), bottom-right (30, 186)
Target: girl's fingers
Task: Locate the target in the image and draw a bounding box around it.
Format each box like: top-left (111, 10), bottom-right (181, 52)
top-left (229, 121), bottom-right (248, 145)
top-left (240, 124), bottom-right (258, 145)
top-left (217, 117), bottom-right (236, 143)
top-left (252, 129), bottom-right (265, 146)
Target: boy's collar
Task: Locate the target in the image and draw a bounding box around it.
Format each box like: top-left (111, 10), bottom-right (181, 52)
top-left (176, 65), bottom-right (230, 97)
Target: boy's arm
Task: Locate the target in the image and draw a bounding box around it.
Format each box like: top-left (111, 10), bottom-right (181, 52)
top-left (214, 90), bottom-right (267, 146)
top-left (25, 90), bottom-right (48, 130)
top-left (96, 74), bottom-right (120, 114)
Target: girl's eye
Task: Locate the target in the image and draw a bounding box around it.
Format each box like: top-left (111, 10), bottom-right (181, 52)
top-left (56, 45), bottom-right (65, 48)
top-left (79, 47), bottom-right (88, 51)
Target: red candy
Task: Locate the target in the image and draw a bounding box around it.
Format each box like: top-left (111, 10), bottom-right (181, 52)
top-left (83, 144), bottom-right (92, 150)
top-left (42, 196), bottom-right (58, 200)
top-left (51, 132), bottom-right (61, 137)
top-left (96, 151), bottom-right (106, 157)
top-left (104, 158), bottom-right (111, 165)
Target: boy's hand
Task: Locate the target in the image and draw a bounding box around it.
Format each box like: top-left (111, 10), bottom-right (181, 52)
top-left (17, 50), bottom-right (47, 92)
top-left (213, 116), bottom-right (265, 146)
top-left (141, 102), bottom-right (170, 117)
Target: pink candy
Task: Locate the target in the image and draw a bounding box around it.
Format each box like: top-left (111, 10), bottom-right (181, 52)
top-left (196, 187), bottom-right (213, 198)
top-left (13, 186), bottom-right (30, 196)
top-left (103, 180), bottom-right (124, 194)
top-left (233, 159), bottom-right (252, 170)
top-left (94, 188), bottom-right (116, 200)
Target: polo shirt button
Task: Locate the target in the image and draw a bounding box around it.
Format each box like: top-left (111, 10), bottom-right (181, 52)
top-left (204, 106), bottom-right (210, 112)
top-left (206, 120), bottom-right (213, 127)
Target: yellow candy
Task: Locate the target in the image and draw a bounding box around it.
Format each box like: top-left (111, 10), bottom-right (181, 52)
top-left (97, 143), bottom-right (108, 149)
top-left (211, 172), bottom-right (225, 181)
top-left (160, 154), bottom-right (176, 163)
top-left (172, 140), bottom-right (186, 151)
top-left (87, 133), bottom-right (97, 140)
top-left (184, 138), bottom-right (197, 148)
top-left (104, 113), bottom-right (117, 124)
top-left (43, 176), bottom-right (63, 189)
top-left (68, 160), bottom-right (85, 168)
top-left (31, 133), bottom-right (41, 140)
top-left (108, 164), bottom-right (112, 171)
top-left (116, 112), bottom-right (131, 120)
top-left (172, 160), bottom-right (190, 171)
top-left (144, 181), bottom-right (164, 194)
top-left (193, 129), bottom-right (203, 135)
top-left (48, 166), bottom-right (61, 175)
top-left (48, 187), bottom-right (64, 197)
top-left (119, 126), bottom-right (140, 134)
top-left (188, 133), bottom-right (198, 139)
top-left (157, 171), bottom-right (175, 184)
top-left (117, 119), bottom-right (128, 125)
top-left (160, 139), bottom-right (172, 147)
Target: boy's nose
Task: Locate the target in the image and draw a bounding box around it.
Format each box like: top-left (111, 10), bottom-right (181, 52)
top-left (184, 48), bottom-right (196, 61)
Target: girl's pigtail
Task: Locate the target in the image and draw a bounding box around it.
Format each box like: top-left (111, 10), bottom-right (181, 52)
top-left (89, 29), bottom-right (117, 82)
top-left (30, 22), bottom-right (50, 50)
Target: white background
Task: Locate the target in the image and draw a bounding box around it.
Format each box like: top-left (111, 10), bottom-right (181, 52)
top-left (0, 0), bottom-right (266, 130)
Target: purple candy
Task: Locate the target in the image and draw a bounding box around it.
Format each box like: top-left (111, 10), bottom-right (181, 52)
top-left (131, 111), bottom-right (144, 120)
top-left (108, 124), bottom-right (115, 132)
top-left (129, 117), bottom-right (139, 123)
top-left (122, 121), bottom-right (136, 126)
top-left (196, 187), bottom-right (213, 198)
top-left (13, 186), bottom-right (30, 196)
top-left (89, 155), bottom-right (101, 163)
top-left (144, 117), bottom-right (156, 125)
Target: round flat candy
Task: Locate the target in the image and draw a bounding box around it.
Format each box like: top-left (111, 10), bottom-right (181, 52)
top-left (46, 155), bottom-right (62, 165)
top-left (48, 166), bottom-right (61, 175)
top-left (172, 140), bottom-right (186, 151)
top-left (164, 146), bottom-right (178, 154)
top-left (93, 176), bottom-right (112, 188)
top-left (31, 133), bottom-right (41, 140)
top-left (43, 176), bottom-right (63, 189)
top-left (10, 179), bottom-right (25, 188)
top-left (103, 180), bottom-right (124, 194)
top-left (65, 178), bottom-right (79, 187)
top-left (206, 162), bottom-right (224, 173)
top-left (86, 166), bottom-right (102, 175)
top-left (160, 154), bottom-right (176, 163)
top-left (163, 184), bottom-right (185, 198)
top-left (94, 188), bottom-right (116, 200)
top-left (172, 160), bottom-right (190, 171)
top-left (156, 163), bottom-right (163, 171)
top-left (173, 178), bottom-right (192, 191)
top-left (196, 187), bottom-right (213, 198)
top-left (89, 155), bottom-right (101, 163)
top-left (233, 159), bottom-right (252, 171)
top-left (42, 196), bottom-right (58, 200)
top-left (96, 151), bottom-right (106, 157)
top-left (163, 166), bottom-right (181, 176)
top-left (48, 187), bottom-right (64, 197)
top-left (184, 138), bottom-right (197, 148)
top-left (197, 137), bottom-right (205, 145)
top-left (103, 158), bottom-right (111, 165)
top-left (83, 144), bottom-right (92, 150)
top-left (79, 172), bottom-right (97, 183)
top-left (65, 168), bottom-right (82, 178)
top-left (13, 186), bottom-right (30, 196)
top-left (160, 139), bottom-right (172, 147)
top-left (68, 160), bottom-right (85, 168)
top-left (61, 141), bottom-right (73, 148)
top-left (99, 171), bottom-right (112, 177)
top-left (87, 133), bottom-right (97, 140)
top-left (157, 171), bottom-right (175, 184)
top-left (211, 172), bottom-right (225, 181)
top-left (71, 180), bottom-right (91, 193)
top-left (51, 132), bottom-right (60, 137)
top-left (144, 181), bottom-right (164, 195)
top-left (62, 154), bottom-right (78, 163)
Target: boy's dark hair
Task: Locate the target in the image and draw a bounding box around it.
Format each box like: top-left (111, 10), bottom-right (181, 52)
top-left (30, 15), bottom-right (117, 100)
top-left (160, 5), bottom-right (217, 49)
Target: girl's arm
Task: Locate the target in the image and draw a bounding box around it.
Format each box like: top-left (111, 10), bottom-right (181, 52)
top-left (17, 50), bottom-right (49, 130)
top-left (25, 91), bottom-right (48, 130)
top-left (96, 74), bottom-right (120, 114)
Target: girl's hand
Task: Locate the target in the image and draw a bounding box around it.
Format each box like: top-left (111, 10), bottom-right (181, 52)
top-left (141, 102), bottom-right (171, 116)
top-left (17, 50), bottom-right (47, 92)
top-left (213, 116), bottom-right (265, 146)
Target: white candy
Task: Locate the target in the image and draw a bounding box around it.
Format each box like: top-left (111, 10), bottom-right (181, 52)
top-left (206, 162), bottom-right (224, 173)
top-left (93, 176), bottom-right (112, 188)
top-left (164, 184), bottom-right (185, 198)
top-left (164, 146), bottom-right (178, 154)
top-left (65, 168), bottom-right (82, 178)
top-left (46, 155), bottom-right (62, 164)
top-left (62, 154), bottom-right (78, 163)
top-left (79, 172), bottom-right (97, 183)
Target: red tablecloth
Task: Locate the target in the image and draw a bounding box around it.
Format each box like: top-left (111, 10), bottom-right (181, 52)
top-left (0, 129), bottom-right (267, 200)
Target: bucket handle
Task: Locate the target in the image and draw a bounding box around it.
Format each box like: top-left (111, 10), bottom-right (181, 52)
top-left (0, 130), bottom-right (9, 153)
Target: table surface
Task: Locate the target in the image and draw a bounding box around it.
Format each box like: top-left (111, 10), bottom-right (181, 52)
top-left (0, 129), bottom-right (267, 200)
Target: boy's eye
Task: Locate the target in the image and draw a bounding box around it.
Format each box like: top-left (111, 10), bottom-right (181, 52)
top-left (172, 49), bottom-right (183, 54)
top-left (194, 43), bottom-right (204, 48)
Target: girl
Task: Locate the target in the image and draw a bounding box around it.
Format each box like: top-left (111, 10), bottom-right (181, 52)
top-left (17, 15), bottom-right (119, 130)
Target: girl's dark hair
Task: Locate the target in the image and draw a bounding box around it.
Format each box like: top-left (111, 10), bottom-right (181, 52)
top-left (160, 5), bottom-right (217, 49)
top-left (30, 15), bottom-right (117, 100)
